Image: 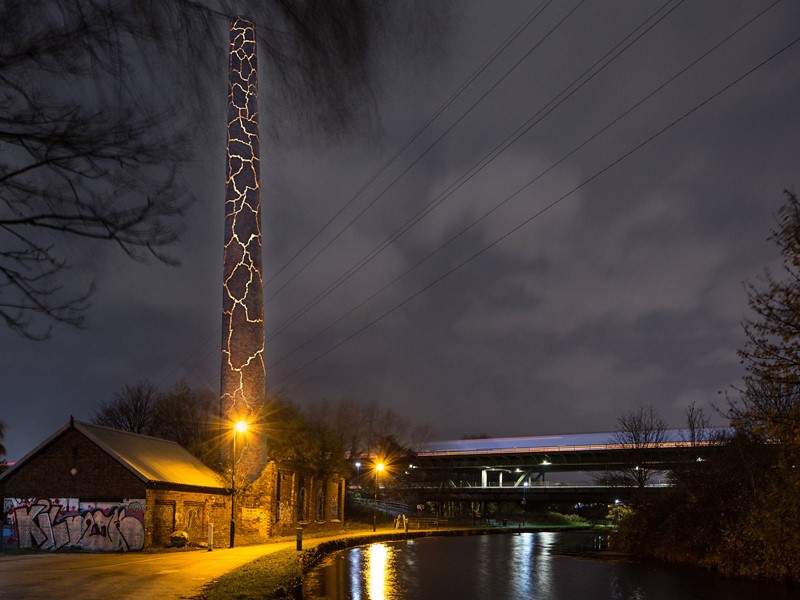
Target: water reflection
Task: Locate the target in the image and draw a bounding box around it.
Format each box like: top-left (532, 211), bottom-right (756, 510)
top-left (303, 532), bottom-right (797, 600)
top-left (510, 532), bottom-right (534, 595)
top-left (366, 543), bottom-right (392, 600)
top-left (319, 542), bottom-right (399, 600)
top-left (475, 533), bottom-right (491, 598)
top-left (348, 548), bottom-right (363, 600)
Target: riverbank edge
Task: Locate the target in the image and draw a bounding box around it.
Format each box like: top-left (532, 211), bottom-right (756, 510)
top-left (196, 524), bottom-right (602, 599)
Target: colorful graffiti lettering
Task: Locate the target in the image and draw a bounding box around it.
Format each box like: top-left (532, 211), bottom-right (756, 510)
top-left (5, 498), bottom-right (145, 551)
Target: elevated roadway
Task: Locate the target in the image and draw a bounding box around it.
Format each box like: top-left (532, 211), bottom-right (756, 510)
top-left (393, 429), bottom-right (723, 505)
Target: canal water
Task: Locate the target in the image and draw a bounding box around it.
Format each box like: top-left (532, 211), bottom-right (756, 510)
top-left (302, 531), bottom-right (797, 599)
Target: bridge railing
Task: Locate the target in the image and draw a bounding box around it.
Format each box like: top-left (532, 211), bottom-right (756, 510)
top-left (397, 481), bottom-right (671, 490)
top-left (416, 439), bottom-right (718, 457)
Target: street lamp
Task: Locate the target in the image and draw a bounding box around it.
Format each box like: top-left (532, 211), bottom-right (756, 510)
top-left (522, 481), bottom-right (529, 526)
top-left (355, 461), bottom-right (361, 487)
top-left (230, 420), bottom-right (248, 548)
top-left (373, 461), bottom-right (384, 532)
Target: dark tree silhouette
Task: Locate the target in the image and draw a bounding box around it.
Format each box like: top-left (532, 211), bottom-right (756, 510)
top-left (734, 191), bottom-right (800, 448)
top-left (612, 191), bottom-right (800, 581)
top-left (682, 401), bottom-right (711, 446)
top-left (91, 378), bottom-right (218, 462)
top-left (601, 405), bottom-right (669, 489)
top-left (92, 380), bottom-right (161, 435)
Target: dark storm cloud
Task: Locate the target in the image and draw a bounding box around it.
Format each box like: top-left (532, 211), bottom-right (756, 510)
top-left (4, 0), bottom-right (800, 459)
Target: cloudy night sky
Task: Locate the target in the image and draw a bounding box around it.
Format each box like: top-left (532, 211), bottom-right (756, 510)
top-left (3, 0), bottom-right (800, 462)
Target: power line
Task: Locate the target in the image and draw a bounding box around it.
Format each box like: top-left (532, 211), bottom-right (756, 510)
top-left (269, 0), bottom-right (784, 354)
top-left (264, 0), bottom-right (554, 287)
top-left (268, 27), bottom-right (800, 390)
top-left (153, 1), bottom-right (559, 389)
top-left (167, 0), bottom-right (675, 387)
top-left (264, 0), bottom-right (587, 304)
top-left (264, 0), bottom-right (682, 344)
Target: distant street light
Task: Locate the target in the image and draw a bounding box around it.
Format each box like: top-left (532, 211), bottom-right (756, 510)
top-left (230, 420), bottom-right (248, 548)
top-left (355, 461), bottom-right (361, 487)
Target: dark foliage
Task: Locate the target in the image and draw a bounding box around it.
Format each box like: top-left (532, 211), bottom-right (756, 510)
top-left (615, 191), bottom-right (800, 582)
top-left (92, 378), bottom-right (218, 464)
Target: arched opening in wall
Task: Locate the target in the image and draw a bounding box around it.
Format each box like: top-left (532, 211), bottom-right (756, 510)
top-left (316, 487), bottom-right (325, 521)
top-left (153, 501), bottom-right (176, 546)
top-left (333, 481), bottom-right (342, 520)
top-left (297, 486), bottom-right (306, 522)
top-left (184, 502), bottom-right (204, 540)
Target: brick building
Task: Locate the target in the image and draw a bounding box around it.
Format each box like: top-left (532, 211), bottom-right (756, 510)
top-left (0, 419), bottom-right (229, 551)
top-left (248, 462), bottom-right (346, 540)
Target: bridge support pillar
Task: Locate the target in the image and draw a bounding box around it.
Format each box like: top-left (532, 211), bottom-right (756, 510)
top-left (481, 470), bottom-right (488, 488)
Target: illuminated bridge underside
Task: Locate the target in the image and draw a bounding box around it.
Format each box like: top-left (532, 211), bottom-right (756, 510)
top-left (221, 17), bottom-right (264, 426)
top-left (414, 430), bottom-right (718, 473)
top-left (403, 431), bottom-right (722, 504)
top-left (415, 442), bottom-right (712, 472)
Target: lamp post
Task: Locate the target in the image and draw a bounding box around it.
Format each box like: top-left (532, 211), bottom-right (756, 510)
top-left (355, 461), bottom-right (361, 487)
top-left (230, 420), bottom-right (247, 548)
top-left (373, 462), bottom-right (384, 532)
top-left (522, 481), bottom-right (529, 526)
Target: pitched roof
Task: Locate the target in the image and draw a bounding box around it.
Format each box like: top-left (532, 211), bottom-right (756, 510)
top-left (0, 420), bottom-right (226, 491)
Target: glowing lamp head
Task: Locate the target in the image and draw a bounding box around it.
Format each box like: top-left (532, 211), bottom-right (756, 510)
top-left (376, 462), bottom-right (385, 472)
top-left (235, 420), bottom-right (248, 433)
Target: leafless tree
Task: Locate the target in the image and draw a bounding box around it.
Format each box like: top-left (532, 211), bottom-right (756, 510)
top-left (602, 405), bottom-right (670, 489)
top-left (92, 380), bottom-right (160, 435)
top-left (309, 398), bottom-right (431, 459)
top-left (151, 380), bottom-right (217, 456)
top-left (91, 378), bottom-right (218, 462)
top-left (682, 401), bottom-right (712, 446)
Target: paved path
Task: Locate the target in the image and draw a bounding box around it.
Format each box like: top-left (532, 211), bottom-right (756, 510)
top-left (0, 540), bottom-right (298, 600)
top-left (0, 528), bottom-right (406, 600)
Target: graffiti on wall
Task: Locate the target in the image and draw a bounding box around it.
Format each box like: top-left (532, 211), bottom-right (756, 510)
top-left (3, 497), bottom-right (145, 551)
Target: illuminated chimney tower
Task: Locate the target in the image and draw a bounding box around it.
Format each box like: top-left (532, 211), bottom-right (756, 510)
top-left (220, 18), bottom-right (264, 469)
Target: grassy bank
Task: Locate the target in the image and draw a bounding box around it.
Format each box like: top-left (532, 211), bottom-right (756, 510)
top-left (195, 522), bottom-right (594, 600)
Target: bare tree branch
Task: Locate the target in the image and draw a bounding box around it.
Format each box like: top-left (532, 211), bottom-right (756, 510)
top-left (1, 1), bottom-right (442, 339)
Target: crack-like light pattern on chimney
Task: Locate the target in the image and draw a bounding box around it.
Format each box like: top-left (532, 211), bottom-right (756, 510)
top-left (221, 18), bottom-right (264, 428)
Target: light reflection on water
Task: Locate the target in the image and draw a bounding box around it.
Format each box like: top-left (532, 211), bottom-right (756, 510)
top-left (343, 543), bottom-right (401, 600)
top-left (366, 544), bottom-right (391, 600)
top-left (302, 532), bottom-right (798, 600)
top-left (348, 548), bottom-right (362, 600)
top-left (512, 527), bottom-right (534, 595)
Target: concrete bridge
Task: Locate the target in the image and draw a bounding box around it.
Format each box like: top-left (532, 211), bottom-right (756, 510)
top-left (391, 429), bottom-right (722, 506)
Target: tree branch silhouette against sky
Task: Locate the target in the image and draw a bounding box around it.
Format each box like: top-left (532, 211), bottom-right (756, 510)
top-left (3, 0), bottom-right (799, 462)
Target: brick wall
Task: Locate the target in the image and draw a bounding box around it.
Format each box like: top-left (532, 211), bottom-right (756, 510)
top-left (1, 427), bottom-right (231, 550)
top-left (2, 428), bottom-right (145, 500)
top-left (145, 488), bottom-right (229, 548)
top-left (255, 464), bottom-right (346, 537)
